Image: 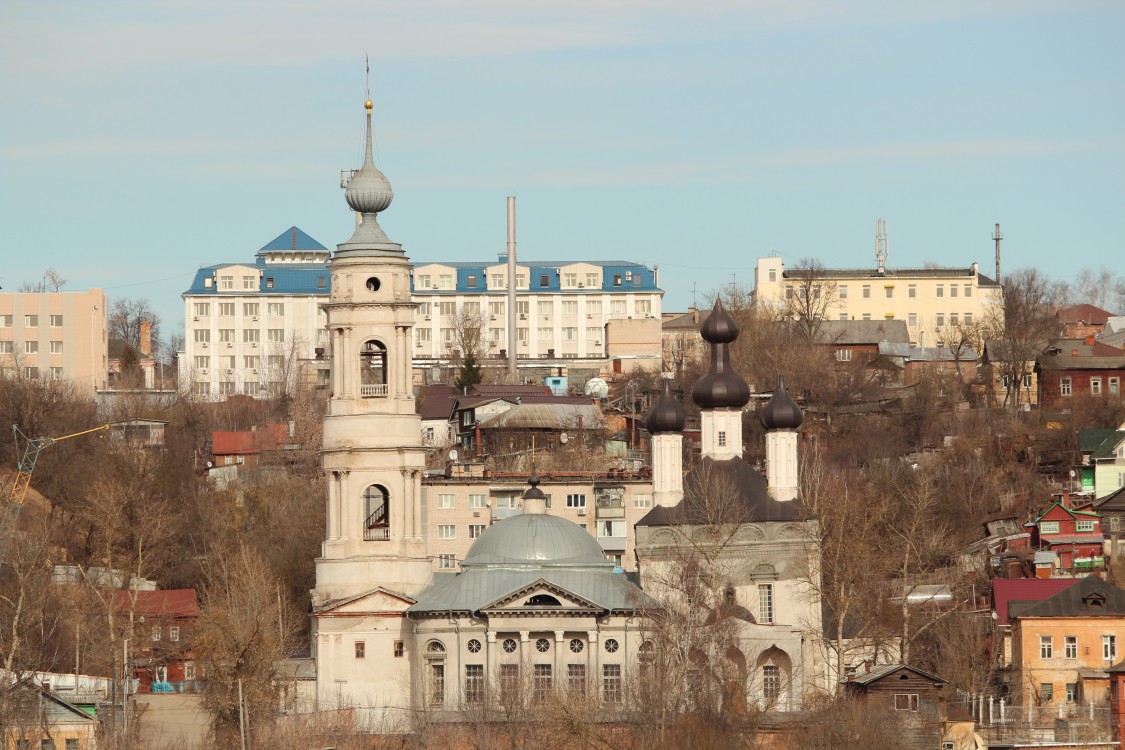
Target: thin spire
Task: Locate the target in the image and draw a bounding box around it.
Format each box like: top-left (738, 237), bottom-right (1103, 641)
top-left (362, 57), bottom-right (375, 169)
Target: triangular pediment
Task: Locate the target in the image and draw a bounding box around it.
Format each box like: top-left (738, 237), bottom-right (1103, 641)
top-left (481, 579), bottom-right (602, 615)
top-left (316, 586), bottom-right (416, 616)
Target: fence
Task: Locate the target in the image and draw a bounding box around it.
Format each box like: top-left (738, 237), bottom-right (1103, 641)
top-left (956, 690), bottom-right (1116, 745)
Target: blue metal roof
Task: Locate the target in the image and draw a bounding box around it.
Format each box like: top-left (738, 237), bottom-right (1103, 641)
top-left (411, 260), bottom-right (661, 294)
top-left (258, 226), bottom-right (328, 252)
top-left (183, 263), bottom-right (329, 296)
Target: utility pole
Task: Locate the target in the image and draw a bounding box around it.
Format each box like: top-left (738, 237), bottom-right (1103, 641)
top-left (238, 677), bottom-right (248, 750)
top-left (992, 223), bottom-right (1003, 282)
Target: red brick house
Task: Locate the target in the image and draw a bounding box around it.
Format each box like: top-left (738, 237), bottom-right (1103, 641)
top-left (1027, 500), bottom-right (1105, 571)
top-left (114, 589), bottom-right (201, 692)
top-left (1036, 338), bottom-right (1125, 407)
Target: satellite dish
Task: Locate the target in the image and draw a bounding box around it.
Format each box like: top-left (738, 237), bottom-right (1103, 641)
top-left (448, 449), bottom-right (459, 462)
top-left (584, 377), bottom-right (609, 399)
top-left (205, 461), bottom-right (213, 469)
top-left (559, 433), bottom-right (569, 444)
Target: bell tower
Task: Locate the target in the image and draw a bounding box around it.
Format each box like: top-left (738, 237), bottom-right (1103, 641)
top-left (313, 94), bottom-right (431, 604)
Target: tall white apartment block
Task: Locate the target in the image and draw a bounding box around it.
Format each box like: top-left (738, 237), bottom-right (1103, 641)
top-left (179, 227), bottom-right (332, 400)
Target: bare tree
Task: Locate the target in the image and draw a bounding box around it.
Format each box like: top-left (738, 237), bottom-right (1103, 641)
top-left (986, 268), bottom-right (1063, 412)
top-left (801, 448), bottom-right (892, 692)
top-left (194, 543), bottom-right (301, 748)
top-left (108, 297), bottom-right (161, 352)
top-left (779, 258), bottom-right (840, 344)
top-left (17, 269), bottom-right (67, 293)
top-left (446, 304), bottom-right (491, 388)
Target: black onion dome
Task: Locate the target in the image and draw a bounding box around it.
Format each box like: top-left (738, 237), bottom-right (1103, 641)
top-left (646, 379), bottom-right (685, 434)
top-left (692, 300), bottom-right (750, 410)
top-left (760, 375), bottom-right (803, 430)
top-left (522, 470), bottom-right (548, 501)
top-left (699, 300), bottom-right (739, 343)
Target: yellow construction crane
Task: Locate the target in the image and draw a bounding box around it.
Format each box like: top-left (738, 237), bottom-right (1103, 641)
top-left (6, 422), bottom-right (109, 515)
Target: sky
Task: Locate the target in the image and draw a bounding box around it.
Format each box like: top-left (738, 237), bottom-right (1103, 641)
top-left (1, 0), bottom-right (1123, 341)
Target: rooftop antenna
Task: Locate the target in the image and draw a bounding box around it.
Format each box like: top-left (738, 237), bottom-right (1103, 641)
top-left (875, 219), bottom-right (888, 275)
top-left (992, 223), bottom-right (1003, 282)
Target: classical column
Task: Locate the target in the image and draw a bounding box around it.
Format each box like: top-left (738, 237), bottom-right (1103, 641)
top-left (554, 630), bottom-right (565, 683)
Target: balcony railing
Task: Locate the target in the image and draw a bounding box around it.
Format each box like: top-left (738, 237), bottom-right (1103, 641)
top-left (361, 383), bottom-right (389, 398)
top-left (364, 525), bottom-right (390, 541)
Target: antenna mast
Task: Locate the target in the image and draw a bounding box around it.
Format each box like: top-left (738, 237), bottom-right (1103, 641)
top-left (992, 223), bottom-right (1003, 282)
top-left (875, 219), bottom-right (888, 275)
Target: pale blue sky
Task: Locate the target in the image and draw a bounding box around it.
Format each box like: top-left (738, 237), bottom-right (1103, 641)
top-left (1, 0), bottom-right (1122, 339)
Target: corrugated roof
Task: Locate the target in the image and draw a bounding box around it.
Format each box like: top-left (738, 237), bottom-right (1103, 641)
top-left (1009, 575), bottom-right (1125, 619)
top-left (1058, 304), bottom-right (1115, 326)
top-left (113, 589), bottom-right (200, 618)
top-left (992, 578), bottom-right (1079, 625)
top-left (478, 403), bottom-right (603, 431)
top-left (846, 663), bottom-right (947, 686)
top-left (213, 424), bottom-right (287, 455)
top-left (1094, 486), bottom-right (1125, 512)
top-left (814, 319), bottom-right (911, 346)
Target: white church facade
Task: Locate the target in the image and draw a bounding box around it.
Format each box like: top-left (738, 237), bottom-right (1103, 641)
top-left (310, 92), bottom-right (829, 726)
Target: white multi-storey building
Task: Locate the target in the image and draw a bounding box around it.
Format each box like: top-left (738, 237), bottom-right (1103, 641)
top-left (180, 241), bottom-right (663, 400)
top-left (410, 259), bottom-right (663, 360)
top-left (179, 227), bottom-right (332, 400)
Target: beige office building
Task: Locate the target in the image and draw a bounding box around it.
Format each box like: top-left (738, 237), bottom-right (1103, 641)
top-left (0, 289), bottom-right (108, 394)
top-left (753, 256), bottom-right (1001, 347)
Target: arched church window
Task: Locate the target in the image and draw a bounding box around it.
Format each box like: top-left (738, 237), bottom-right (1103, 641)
top-left (427, 641), bottom-right (446, 653)
top-left (363, 484), bottom-right (390, 541)
top-left (359, 340), bottom-right (388, 398)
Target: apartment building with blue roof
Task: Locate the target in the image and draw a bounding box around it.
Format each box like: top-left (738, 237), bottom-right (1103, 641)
top-left (180, 228), bottom-right (663, 400)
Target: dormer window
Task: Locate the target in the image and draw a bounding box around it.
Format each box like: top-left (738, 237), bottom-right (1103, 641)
top-left (1084, 593), bottom-right (1107, 609)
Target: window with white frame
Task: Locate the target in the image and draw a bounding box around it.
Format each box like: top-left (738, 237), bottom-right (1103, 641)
top-left (1092, 378), bottom-right (1103, 396)
top-left (50, 315), bottom-right (63, 327)
top-left (908, 284), bottom-right (917, 298)
top-left (587, 300), bottom-right (602, 315)
top-left (1061, 377), bottom-right (1072, 396)
top-left (862, 285), bottom-right (871, 299)
top-left (1110, 377), bottom-right (1120, 395)
top-left (268, 302), bottom-right (285, 316)
top-left (438, 525), bottom-right (455, 539)
top-left (1040, 635), bottom-right (1053, 658)
top-left (1065, 636), bottom-right (1078, 659)
top-left (1077, 519), bottom-right (1095, 532)
top-left (935, 284), bottom-right (944, 298)
top-left (759, 584), bottom-right (774, 624)
top-left (219, 302), bottom-right (235, 316)
top-left (636, 299), bottom-right (652, 315)
top-left (538, 300), bottom-right (553, 315)
top-left (469, 494), bottom-right (486, 509)
top-left (836, 349), bottom-right (852, 362)
top-left (437, 494), bottom-right (455, 509)
top-left (1040, 521), bottom-right (1060, 534)
top-left (610, 300), bottom-right (626, 315)
top-left (586, 272), bottom-right (599, 287)
top-left (170, 626), bottom-right (180, 642)
top-left (561, 300), bottom-right (578, 315)
top-left (566, 494), bottom-right (586, 508)
top-left (633, 493), bottom-right (652, 508)
top-left (489, 301), bottom-right (505, 316)
top-left (895, 694), bottom-right (920, 711)
top-left (838, 285), bottom-right (848, 300)
top-left (1105, 634), bottom-right (1117, 661)
top-left (438, 554), bottom-right (456, 570)
top-left (469, 524), bottom-right (486, 539)
top-left (50, 341), bottom-right (63, 354)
